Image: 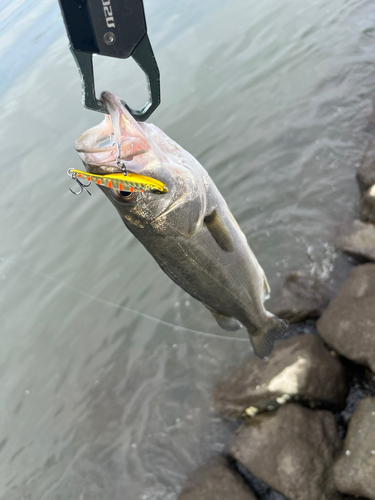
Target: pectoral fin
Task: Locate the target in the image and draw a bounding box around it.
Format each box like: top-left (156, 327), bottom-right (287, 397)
top-left (204, 210), bottom-right (234, 252)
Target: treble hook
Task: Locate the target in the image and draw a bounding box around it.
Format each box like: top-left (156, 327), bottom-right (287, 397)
top-left (67, 168), bottom-right (92, 196)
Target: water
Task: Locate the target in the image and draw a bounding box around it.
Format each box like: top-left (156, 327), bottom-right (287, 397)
top-left (1, 0), bottom-right (375, 498)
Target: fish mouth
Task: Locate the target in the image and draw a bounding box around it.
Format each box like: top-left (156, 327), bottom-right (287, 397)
top-left (74, 91), bottom-right (149, 174)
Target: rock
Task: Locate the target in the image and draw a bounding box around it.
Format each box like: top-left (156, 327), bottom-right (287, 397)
top-left (369, 98), bottom-right (375, 124)
top-left (341, 497), bottom-right (369, 500)
top-left (269, 272), bottom-right (328, 323)
top-left (356, 137), bottom-right (375, 195)
top-left (235, 462), bottom-right (288, 500)
top-left (336, 219), bottom-right (375, 262)
top-left (339, 369), bottom-right (375, 428)
top-left (178, 456), bottom-right (256, 500)
top-left (229, 404), bottom-right (342, 500)
top-left (357, 138), bottom-right (375, 223)
top-left (333, 397), bottom-right (375, 500)
top-left (360, 186), bottom-right (375, 224)
top-left (213, 334), bottom-right (348, 419)
top-left (317, 264), bottom-right (375, 373)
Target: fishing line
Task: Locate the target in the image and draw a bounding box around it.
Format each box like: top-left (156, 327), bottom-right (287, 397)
top-left (0, 256), bottom-right (248, 342)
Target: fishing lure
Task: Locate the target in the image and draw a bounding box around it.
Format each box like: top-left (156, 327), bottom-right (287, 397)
top-left (67, 168), bottom-right (168, 195)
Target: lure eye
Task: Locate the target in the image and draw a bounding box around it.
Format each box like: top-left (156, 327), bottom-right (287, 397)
top-left (120, 191), bottom-right (132, 197)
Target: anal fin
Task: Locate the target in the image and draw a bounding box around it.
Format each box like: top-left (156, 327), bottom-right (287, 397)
top-left (208, 307), bottom-right (242, 332)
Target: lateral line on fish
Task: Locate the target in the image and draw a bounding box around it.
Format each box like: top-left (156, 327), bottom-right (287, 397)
top-left (68, 168), bottom-right (168, 193)
top-left (178, 242), bottom-right (250, 312)
top-left (0, 256), bottom-right (248, 342)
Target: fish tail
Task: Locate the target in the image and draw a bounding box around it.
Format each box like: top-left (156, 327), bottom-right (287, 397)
top-left (249, 314), bottom-right (287, 360)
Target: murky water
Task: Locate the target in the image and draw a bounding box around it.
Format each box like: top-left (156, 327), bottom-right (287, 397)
top-left (1, 0), bottom-right (375, 498)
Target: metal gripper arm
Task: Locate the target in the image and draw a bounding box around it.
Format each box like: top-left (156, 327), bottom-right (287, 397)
top-left (58, 0), bottom-right (160, 121)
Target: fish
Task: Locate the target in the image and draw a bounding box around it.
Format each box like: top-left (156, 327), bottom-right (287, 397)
top-left (74, 91), bottom-right (287, 359)
top-left (67, 168), bottom-right (168, 193)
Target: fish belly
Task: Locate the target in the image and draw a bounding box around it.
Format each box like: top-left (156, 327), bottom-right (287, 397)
top-left (125, 214), bottom-right (268, 333)
top-left (148, 232), bottom-right (287, 359)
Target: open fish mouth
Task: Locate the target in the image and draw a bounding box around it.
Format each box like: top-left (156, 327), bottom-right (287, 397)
top-left (74, 91), bottom-right (149, 174)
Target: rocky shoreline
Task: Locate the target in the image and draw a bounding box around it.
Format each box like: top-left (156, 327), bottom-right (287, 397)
top-left (177, 139), bottom-right (375, 499)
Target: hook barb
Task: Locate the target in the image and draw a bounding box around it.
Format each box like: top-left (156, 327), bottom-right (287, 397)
top-left (68, 169), bottom-right (92, 196)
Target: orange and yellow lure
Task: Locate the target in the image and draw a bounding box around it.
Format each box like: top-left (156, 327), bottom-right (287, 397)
top-left (67, 168), bottom-right (168, 194)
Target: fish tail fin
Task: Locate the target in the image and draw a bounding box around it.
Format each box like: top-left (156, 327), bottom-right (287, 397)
top-left (249, 315), bottom-right (287, 360)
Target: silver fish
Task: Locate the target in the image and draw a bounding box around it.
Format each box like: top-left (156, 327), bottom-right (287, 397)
top-left (75, 92), bottom-right (287, 359)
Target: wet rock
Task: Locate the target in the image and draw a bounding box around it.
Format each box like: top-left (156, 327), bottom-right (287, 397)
top-left (369, 98), bottom-right (375, 124)
top-left (356, 137), bottom-right (375, 195)
top-left (360, 186), bottom-right (375, 224)
top-left (338, 368), bottom-right (375, 431)
top-left (235, 462), bottom-right (288, 500)
top-left (229, 404), bottom-right (342, 500)
top-left (357, 138), bottom-right (375, 223)
top-left (178, 456), bottom-right (256, 500)
top-left (336, 219), bottom-right (375, 262)
top-left (270, 272), bottom-right (328, 323)
top-left (213, 334), bottom-right (347, 419)
top-left (317, 264), bottom-right (375, 373)
top-left (333, 397), bottom-right (375, 500)
top-left (340, 496), bottom-right (369, 500)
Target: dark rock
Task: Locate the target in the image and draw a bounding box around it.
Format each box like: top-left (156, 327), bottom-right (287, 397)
top-left (338, 367), bottom-right (375, 429)
top-left (270, 272), bottom-right (328, 323)
top-left (357, 138), bottom-right (375, 223)
top-left (213, 334), bottom-right (348, 419)
top-left (333, 397), bottom-right (375, 500)
top-left (356, 137), bottom-right (375, 195)
top-left (317, 264), bottom-right (375, 373)
top-left (369, 98), bottom-right (375, 124)
top-left (178, 456), bottom-right (256, 500)
top-left (360, 186), bottom-right (375, 224)
top-left (336, 219), bottom-right (375, 262)
top-left (340, 497), bottom-right (369, 500)
top-left (229, 404), bottom-right (342, 500)
top-left (235, 461), bottom-right (288, 500)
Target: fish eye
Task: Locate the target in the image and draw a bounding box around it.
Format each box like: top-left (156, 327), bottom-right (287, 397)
top-left (113, 189), bottom-right (138, 203)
